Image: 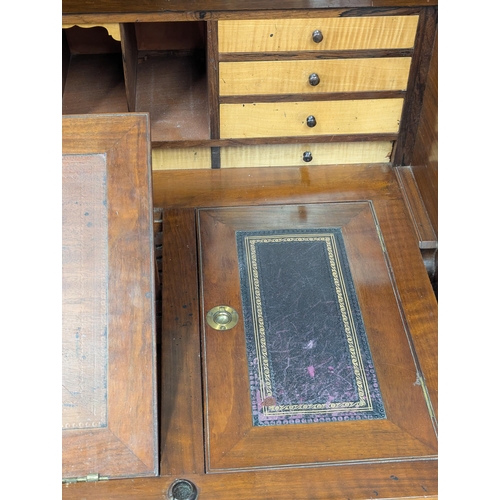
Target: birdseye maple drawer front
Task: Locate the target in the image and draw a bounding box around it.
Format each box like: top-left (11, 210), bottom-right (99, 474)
top-left (220, 141), bottom-right (393, 168)
top-left (152, 147), bottom-right (211, 170)
top-left (219, 58), bottom-right (412, 96)
top-left (219, 99), bottom-right (404, 139)
top-left (218, 16), bottom-right (419, 53)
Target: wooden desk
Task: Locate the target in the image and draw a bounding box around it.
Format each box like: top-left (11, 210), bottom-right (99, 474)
top-left (62, 1), bottom-right (438, 498)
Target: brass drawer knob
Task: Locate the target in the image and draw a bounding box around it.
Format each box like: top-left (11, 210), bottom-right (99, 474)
top-left (308, 73), bottom-right (320, 86)
top-left (303, 151), bottom-right (313, 162)
top-left (207, 305), bottom-right (239, 331)
top-left (306, 115), bottom-right (317, 128)
top-left (312, 30), bottom-right (323, 43)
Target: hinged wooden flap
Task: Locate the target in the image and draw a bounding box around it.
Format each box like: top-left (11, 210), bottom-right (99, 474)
top-left (62, 113), bottom-right (158, 479)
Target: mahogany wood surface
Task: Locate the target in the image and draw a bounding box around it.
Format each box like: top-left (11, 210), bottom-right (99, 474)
top-left (63, 1), bottom-right (438, 16)
top-left (219, 48), bottom-right (414, 61)
top-left (120, 23), bottom-right (138, 111)
top-left (63, 460), bottom-right (437, 499)
top-left (394, 166), bottom-right (436, 250)
top-left (160, 209), bottom-right (205, 475)
top-left (411, 27), bottom-right (437, 235)
top-left (135, 52), bottom-right (210, 142)
top-left (151, 164), bottom-right (438, 414)
top-left (392, 6), bottom-right (437, 166)
top-left (64, 164), bottom-right (437, 497)
top-left (199, 203), bottom-right (436, 472)
top-left (62, 114), bottom-right (158, 479)
top-left (207, 21), bottom-right (220, 139)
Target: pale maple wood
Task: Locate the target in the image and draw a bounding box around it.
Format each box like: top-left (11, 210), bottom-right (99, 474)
top-left (220, 98), bottom-right (404, 138)
top-left (62, 114), bottom-right (158, 479)
top-left (152, 147), bottom-right (212, 170)
top-left (220, 141), bottom-right (393, 167)
top-left (219, 58), bottom-right (412, 95)
top-left (218, 16), bottom-right (419, 53)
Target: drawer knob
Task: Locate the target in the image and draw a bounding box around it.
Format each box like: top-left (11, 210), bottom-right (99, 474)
top-left (306, 115), bottom-right (317, 128)
top-left (308, 73), bottom-right (320, 86)
top-left (312, 30), bottom-right (323, 43)
top-left (303, 151), bottom-right (313, 162)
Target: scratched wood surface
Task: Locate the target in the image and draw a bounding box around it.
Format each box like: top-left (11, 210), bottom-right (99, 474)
top-left (62, 154), bottom-right (108, 430)
top-left (62, 114), bottom-right (158, 480)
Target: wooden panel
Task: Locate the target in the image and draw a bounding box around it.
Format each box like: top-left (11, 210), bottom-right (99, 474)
top-left (152, 147), bottom-right (212, 170)
top-left (63, 23), bottom-right (121, 40)
top-left (160, 209), bottom-right (205, 475)
top-left (220, 98), bottom-right (404, 138)
top-left (198, 203), bottom-right (437, 471)
top-left (220, 141), bottom-right (393, 167)
top-left (62, 54), bottom-right (128, 114)
top-left (120, 23), bottom-right (138, 111)
top-left (218, 16), bottom-right (419, 53)
top-left (135, 53), bottom-right (210, 142)
top-left (392, 6), bottom-right (437, 166)
top-left (63, 460), bottom-right (437, 499)
top-left (411, 25), bottom-right (437, 234)
top-left (394, 166), bottom-right (436, 249)
top-left (219, 58), bottom-right (412, 95)
top-left (62, 114), bottom-right (157, 480)
top-left (63, 0), bottom-right (436, 17)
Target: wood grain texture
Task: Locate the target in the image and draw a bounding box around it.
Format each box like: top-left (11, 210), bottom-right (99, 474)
top-left (218, 16), bottom-right (419, 53)
top-left (392, 6), bottom-right (437, 166)
top-left (62, 114), bottom-right (158, 479)
top-left (62, 7), bottom-right (430, 24)
top-left (62, 53), bottom-right (128, 114)
top-left (219, 48), bottom-right (414, 61)
top-left (220, 141), bottom-right (393, 168)
top-left (411, 26), bottom-right (437, 235)
top-left (152, 147), bottom-right (212, 170)
top-left (135, 52), bottom-right (210, 142)
top-left (62, 30), bottom-right (70, 95)
top-left (207, 21), bottom-right (220, 139)
top-left (220, 98), bottom-right (404, 138)
top-left (394, 166), bottom-right (436, 249)
top-left (199, 203), bottom-right (436, 471)
top-left (160, 209), bottom-right (205, 475)
top-left (63, 0), bottom-right (437, 17)
top-left (63, 459), bottom-right (437, 499)
top-left (151, 164), bottom-right (437, 420)
top-left (152, 133), bottom-right (399, 149)
top-left (120, 23), bottom-right (138, 111)
top-left (219, 58), bottom-right (412, 95)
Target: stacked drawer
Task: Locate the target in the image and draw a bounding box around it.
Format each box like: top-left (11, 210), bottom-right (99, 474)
top-left (217, 15), bottom-right (419, 168)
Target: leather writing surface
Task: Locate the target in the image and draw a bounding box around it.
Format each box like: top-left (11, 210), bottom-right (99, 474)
top-left (62, 154), bottom-right (108, 430)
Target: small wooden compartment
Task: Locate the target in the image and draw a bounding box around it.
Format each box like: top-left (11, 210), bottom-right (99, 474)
top-left (62, 22), bottom-right (210, 143)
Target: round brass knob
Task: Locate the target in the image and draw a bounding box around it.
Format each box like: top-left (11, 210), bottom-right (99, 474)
top-left (206, 305), bottom-right (239, 331)
top-left (308, 73), bottom-right (320, 86)
top-left (303, 151), bottom-right (313, 162)
top-left (312, 30), bottom-right (323, 43)
top-left (306, 115), bottom-right (317, 128)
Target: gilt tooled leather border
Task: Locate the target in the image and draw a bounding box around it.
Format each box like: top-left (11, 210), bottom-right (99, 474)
top-left (236, 228), bottom-right (386, 426)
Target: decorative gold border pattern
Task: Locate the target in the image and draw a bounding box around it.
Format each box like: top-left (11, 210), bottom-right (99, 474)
top-left (243, 233), bottom-right (374, 416)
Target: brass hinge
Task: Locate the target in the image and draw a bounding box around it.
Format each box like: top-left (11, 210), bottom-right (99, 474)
top-left (62, 473), bottom-right (109, 484)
